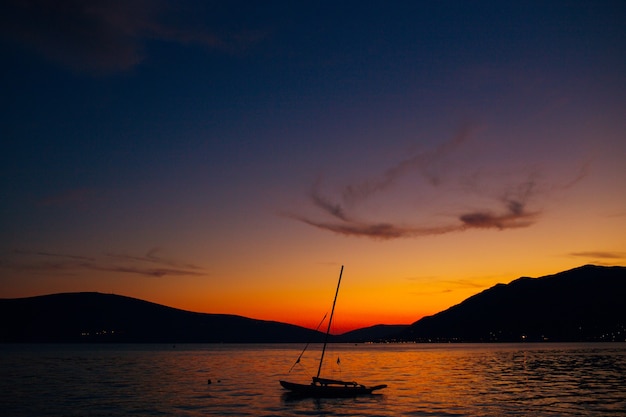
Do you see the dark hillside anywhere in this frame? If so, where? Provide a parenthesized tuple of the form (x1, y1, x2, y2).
(0, 292, 327, 343)
(338, 324, 409, 343)
(401, 265, 626, 342)
(2, 265, 624, 343)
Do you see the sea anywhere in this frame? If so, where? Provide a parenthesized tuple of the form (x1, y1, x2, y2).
(1, 343, 624, 416)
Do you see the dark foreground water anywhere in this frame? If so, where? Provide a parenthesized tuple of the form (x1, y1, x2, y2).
(1, 343, 624, 416)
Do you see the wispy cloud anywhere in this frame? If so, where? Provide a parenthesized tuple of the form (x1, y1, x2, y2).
(2, 248, 205, 278)
(290, 198, 538, 239)
(569, 251, 625, 260)
(288, 215, 461, 239)
(567, 251, 626, 267)
(12, 249, 95, 262)
(0, 0, 264, 74)
(341, 125, 472, 205)
(38, 188, 98, 208)
(288, 127, 581, 240)
(106, 248, 204, 272)
(458, 178, 539, 230)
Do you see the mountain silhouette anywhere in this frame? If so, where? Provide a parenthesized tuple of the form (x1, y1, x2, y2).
(337, 324, 409, 343)
(0, 292, 327, 343)
(400, 265, 626, 342)
(1, 265, 624, 343)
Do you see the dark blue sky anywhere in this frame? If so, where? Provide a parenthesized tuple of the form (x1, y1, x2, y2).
(1, 0, 625, 328)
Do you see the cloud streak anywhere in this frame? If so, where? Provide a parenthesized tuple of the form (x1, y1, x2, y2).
(287, 127, 570, 240)
(2, 249, 205, 278)
(290, 196, 539, 240)
(0, 0, 264, 74)
(106, 248, 204, 272)
(569, 251, 625, 260)
(567, 251, 626, 267)
(341, 124, 472, 205)
(299, 180, 540, 239)
(38, 188, 98, 208)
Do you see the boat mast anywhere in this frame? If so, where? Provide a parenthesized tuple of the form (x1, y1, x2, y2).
(316, 265, 344, 379)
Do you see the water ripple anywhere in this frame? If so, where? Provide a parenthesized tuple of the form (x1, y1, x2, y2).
(1, 343, 624, 416)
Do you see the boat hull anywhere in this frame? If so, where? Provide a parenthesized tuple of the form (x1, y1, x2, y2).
(279, 380, 387, 398)
(279, 268, 388, 398)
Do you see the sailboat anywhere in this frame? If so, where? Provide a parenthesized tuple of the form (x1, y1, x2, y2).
(279, 265, 388, 397)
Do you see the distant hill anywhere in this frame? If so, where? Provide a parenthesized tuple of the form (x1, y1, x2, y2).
(337, 324, 409, 343)
(400, 265, 626, 342)
(2, 265, 624, 343)
(0, 292, 328, 343)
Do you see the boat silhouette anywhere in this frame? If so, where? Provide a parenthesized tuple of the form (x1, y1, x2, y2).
(279, 265, 388, 397)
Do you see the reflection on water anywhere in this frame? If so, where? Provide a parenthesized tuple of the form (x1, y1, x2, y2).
(0, 343, 624, 416)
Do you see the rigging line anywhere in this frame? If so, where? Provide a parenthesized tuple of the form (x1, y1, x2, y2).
(317, 265, 344, 379)
(288, 312, 328, 373)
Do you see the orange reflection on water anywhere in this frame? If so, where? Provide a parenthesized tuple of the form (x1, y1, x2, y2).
(2, 343, 624, 415)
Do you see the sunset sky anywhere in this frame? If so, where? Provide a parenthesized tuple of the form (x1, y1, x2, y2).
(1, 1, 625, 333)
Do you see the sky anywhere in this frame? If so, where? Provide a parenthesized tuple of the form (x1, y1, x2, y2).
(1, 0, 625, 333)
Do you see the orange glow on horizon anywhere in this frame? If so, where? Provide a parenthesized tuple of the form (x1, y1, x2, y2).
(4, 257, 626, 333)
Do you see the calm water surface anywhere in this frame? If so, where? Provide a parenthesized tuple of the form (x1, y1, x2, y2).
(1, 343, 624, 416)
